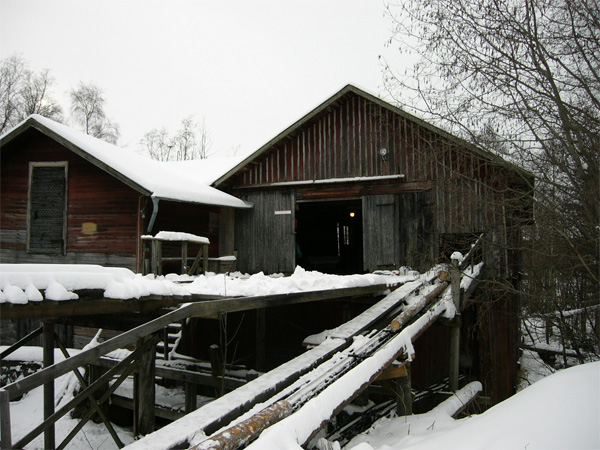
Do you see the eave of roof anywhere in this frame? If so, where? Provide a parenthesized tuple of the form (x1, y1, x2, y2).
(0, 115, 252, 209)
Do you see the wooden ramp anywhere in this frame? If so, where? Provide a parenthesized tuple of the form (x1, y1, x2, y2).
(125, 257, 483, 450)
(0, 283, 391, 450)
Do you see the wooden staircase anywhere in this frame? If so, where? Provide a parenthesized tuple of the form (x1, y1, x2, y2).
(156, 322, 183, 361)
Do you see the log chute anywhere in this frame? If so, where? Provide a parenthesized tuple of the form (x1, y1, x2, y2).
(186, 261, 483, 450)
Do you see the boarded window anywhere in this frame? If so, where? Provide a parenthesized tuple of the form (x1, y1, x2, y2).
(28, 163, 67, 254)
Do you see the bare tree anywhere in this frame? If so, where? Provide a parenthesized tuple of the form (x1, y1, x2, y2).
(0, 55, 63, 134)
(140, 127, 173, 161)
(141, 116, 212, 161)
(384, 0, 599, 363)
(69, 81, 119, 144)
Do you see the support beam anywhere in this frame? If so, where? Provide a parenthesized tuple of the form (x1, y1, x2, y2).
(185, 383, 197, 413)
(135, 334, 157, 436)
(0, 326, 43, 359)
(255, 308, 266, 371)
(449, 258, 461, 392)
(43, 321, 55, 450)
(0, 389, 11, 450)
(209, 344, 225, 398)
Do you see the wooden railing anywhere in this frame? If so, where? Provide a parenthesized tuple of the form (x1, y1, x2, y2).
(0, 283, 389, 449)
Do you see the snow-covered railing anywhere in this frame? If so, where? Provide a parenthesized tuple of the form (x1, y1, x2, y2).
(0, 279, 395, 449)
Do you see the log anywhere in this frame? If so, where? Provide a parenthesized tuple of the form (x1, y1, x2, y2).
(390, 282, 448, 331)
(190, 401, 292, 450)
(195, 294, 454, 450)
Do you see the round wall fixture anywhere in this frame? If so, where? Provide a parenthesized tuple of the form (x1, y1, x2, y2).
(379, 148, 388, 157)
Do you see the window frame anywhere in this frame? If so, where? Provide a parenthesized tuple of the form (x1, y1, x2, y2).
(26, 161, 69, 255)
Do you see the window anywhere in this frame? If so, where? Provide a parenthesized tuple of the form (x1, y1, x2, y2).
(27, 162, 68, 254)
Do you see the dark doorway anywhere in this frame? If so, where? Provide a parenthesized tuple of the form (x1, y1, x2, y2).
(295, 200, 363, 274)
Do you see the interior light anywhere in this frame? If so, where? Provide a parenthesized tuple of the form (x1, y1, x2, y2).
(349, 212, 356, 218)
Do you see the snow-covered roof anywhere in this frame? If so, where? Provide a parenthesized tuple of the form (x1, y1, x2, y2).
(0, 115, 251, 209)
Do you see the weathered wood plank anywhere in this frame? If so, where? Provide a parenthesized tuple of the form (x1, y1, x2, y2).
(135, 334, 157, 436)
(0, 325, 43, 359)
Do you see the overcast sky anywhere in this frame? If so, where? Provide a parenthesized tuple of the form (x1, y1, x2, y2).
(1, 0, 404, 157)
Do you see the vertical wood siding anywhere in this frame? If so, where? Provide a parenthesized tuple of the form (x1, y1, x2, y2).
(235, 190, 295, 274)
(230, 91, 510, 239)
(362, 194, 400, 272)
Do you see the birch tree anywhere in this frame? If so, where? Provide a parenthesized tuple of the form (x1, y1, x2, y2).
(69, 81, 120, 144)
(141, 116, 212, 161)
(0, 55, 63, 133)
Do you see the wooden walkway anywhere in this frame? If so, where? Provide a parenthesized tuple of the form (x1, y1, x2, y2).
(127, 256, 483, 450)
(1, 241, 484, 450)
(0, 283, 390, 449)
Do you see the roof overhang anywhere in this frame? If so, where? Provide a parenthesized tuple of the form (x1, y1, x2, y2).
(1, 116, 152, 195)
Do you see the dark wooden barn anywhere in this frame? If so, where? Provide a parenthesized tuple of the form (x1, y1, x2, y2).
(212, 85, 534, 403)
(0, 89, 535, 447)
(215, 84, 532, 276)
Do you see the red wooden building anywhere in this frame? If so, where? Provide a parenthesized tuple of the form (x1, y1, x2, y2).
(0, 115, 250, 272)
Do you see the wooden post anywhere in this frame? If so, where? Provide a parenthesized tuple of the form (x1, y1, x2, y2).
(162, 327, 169, 361)
(396, 363, 412, 416)
(185, 382, 197, 413)
(0, 389, 11, 450)
(151, 239, 163, 276)
(209, 345, 224, 397)
(43, 321, 55, 450)
(181, 241, 188, 274)
(256, 308, 266, 372)
(134, 334, 156, 436)
(449, 258, 461, 392)
(203, 243, 209, 275)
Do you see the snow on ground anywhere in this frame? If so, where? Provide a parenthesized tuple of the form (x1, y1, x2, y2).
(5, 345, 599, 450)
(346, 361, 600, 450)
(0, 264, 413, 303)
(3, 340, 136, 450)
(8, 373, 135, 450)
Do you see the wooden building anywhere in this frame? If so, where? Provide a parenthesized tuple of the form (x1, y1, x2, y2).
(0, 115, 250, 272)
(215, 84, 532, 277)
(213, 85, 534, 403)
(0, 115, 250, 348)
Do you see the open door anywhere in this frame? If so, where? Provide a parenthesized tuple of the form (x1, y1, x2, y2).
(295, 200, 363, 274)
(362, 194, 400, 272)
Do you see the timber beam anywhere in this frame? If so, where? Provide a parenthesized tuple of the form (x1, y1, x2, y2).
(0, 284, 389, 320)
